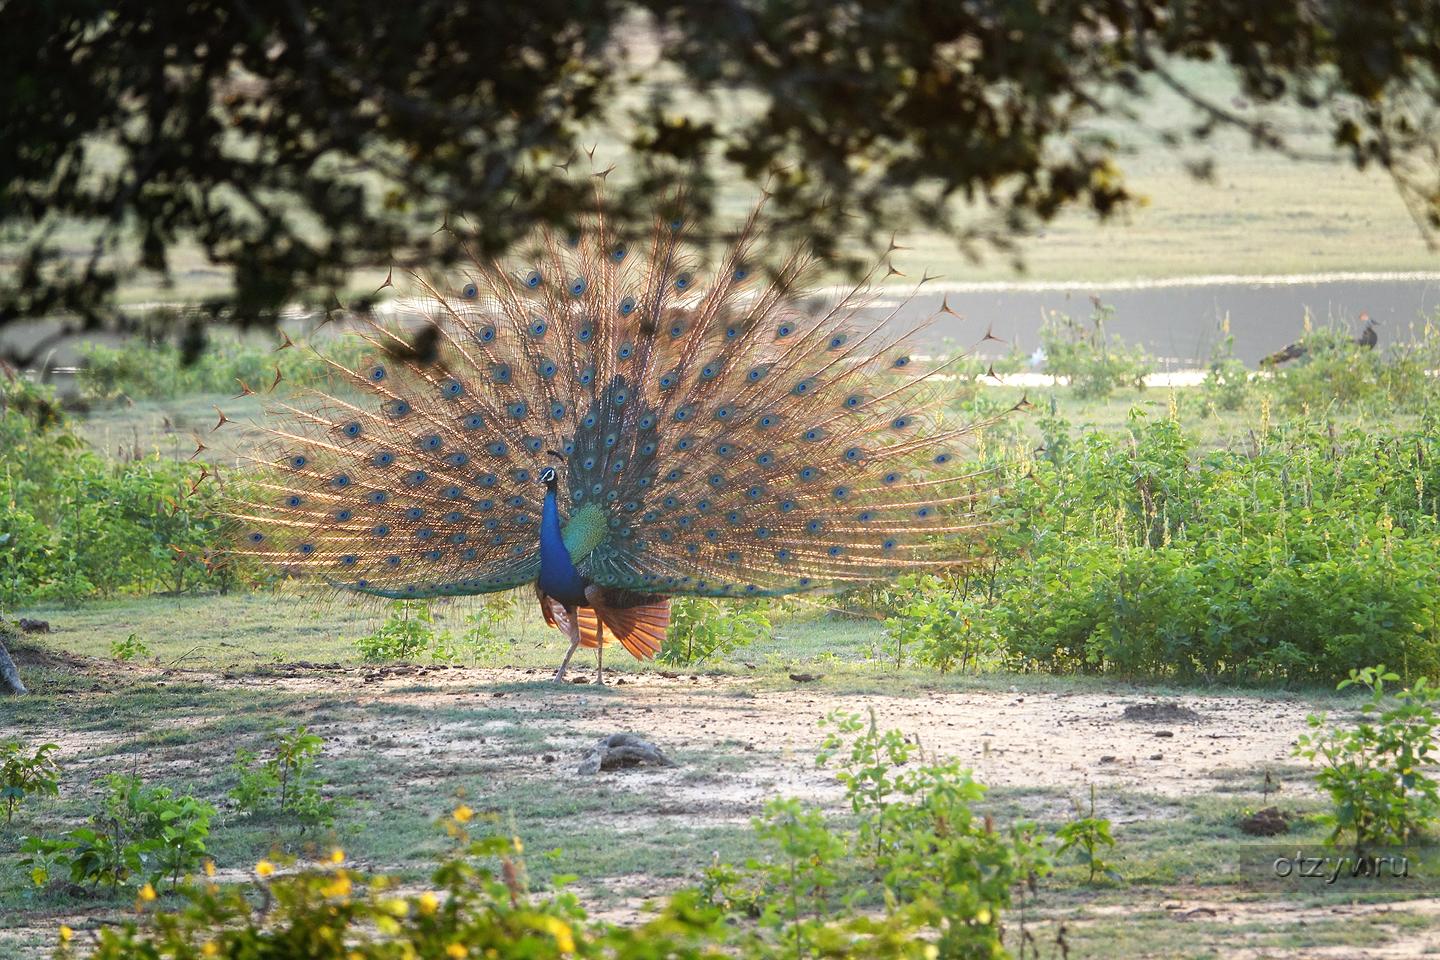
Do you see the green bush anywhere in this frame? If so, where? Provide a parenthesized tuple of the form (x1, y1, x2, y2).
(75, 331, 372, 403)
(1295, 665, 1440, 852)
(1263, 317, 1440, 415)
(0, 379, 251, 606)
(229, 725, 338, 828)
(1200, 326, 1251, 414)
(1055, 786, 1119, 883)
(1037, 302, 1152, 400)
(881, 574, 995, 673)
(354, 600, 451, 662)
(658, 597, 772, 667)
(433, 592, 520, 664)
(21, 773, 214, 892)
(986, 411, 1440, 684)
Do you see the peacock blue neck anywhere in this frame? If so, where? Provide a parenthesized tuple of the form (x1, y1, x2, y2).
(538, 484, 589, 607)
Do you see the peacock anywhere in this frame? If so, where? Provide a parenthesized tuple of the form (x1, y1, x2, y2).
(230, 190, 1007, 682)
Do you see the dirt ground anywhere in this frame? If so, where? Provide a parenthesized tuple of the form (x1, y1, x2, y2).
(7, 658, 1440, 958)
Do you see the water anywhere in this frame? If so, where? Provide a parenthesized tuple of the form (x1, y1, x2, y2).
(9, 273, 1440, 386)
(866, 272, 1440, 367)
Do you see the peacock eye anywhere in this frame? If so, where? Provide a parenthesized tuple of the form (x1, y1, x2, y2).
(524, 269, 543, 288)
(619, 295, 637, 316)
(461, 282, 478, 299)
(674, 272, 693, 291)
(569, 276, 588, 297)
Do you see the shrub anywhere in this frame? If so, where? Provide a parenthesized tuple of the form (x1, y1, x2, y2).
(433, 592, 520, 664)
(1055, 786, 1119, 883)
(354, 600, 449, 662)
(0, 379, 249, 605)
(1200, 325, 1251, 414)
(230, 725, 337, 828)
(881, 574, 995, 673)
(658, 597, 772, 667)
(987, 412, 1440, 684)
(21, 773, 214, 892)
(109, 633, 151, 662)
(1037, 301, 1152, 400)
(75, 331, 372, 403)
(1, 740, 61, 826)
(1266, 324, 1387, 412)
(1295, 665, 1440, 852)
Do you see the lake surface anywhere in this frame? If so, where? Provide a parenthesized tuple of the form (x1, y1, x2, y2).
(865, 272, 1440, 366)
(9, 272, 1440, 382)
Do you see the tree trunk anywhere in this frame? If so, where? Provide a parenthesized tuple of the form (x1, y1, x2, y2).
(0, 619, 27, 695)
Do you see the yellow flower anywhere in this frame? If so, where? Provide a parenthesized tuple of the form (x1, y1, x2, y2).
(138, 883, 157, 902)
(255, 860, 276, 878)
(418, 891, 440, 916)
(541, 917, 575, 954)
(378, 897, 409, 917)
(452, 805, 474, 823)
(58, 926, 73, 943)
(328, 847, 346, 865)
(446, 945, 468, 959)
(322, 872, 353, 898)
(202, 942, 219, 958)
(511, 836, 524, 855)
(204, 859, 216, 878)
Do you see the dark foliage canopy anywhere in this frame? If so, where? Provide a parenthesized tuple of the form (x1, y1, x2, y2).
(4, 0, 1440, 364)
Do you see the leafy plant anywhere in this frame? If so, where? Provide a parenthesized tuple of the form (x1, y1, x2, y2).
(76, 333, 372, 403)
(434, 592, 519, 664)
(1294, 665, 1440, 852)
(21, 773, 214, 892)
(109, 633, 151, 662)
(1, 740, 60, 826)
(985, 411, 1440, 685)
(1055, 785, 1119, 883)
(1038, 302, 1153, 400)
(229, 725, 337, 828)
(355, 600, 449, 662)
(0, 379, 257, 606)
(882, 574, 994, 673)
(1200, 322, 1251, 414)
(659, 598, 772, 667)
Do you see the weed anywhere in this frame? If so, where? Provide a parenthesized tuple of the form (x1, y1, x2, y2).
(659, 598, 772, 667)
(1055, 785, 1119, 883)
(1295, 665, 1440, 852)
(109, 633, 151, 662)
(21, 773, 214, 892)
(229, 725, 337, 828)
(355, 600, 447, 662)
(1, 740, 61, 826)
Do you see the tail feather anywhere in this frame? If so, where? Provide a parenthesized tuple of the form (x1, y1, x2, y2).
(229, 183, 1002, 600)
(539, 594, 667, 661)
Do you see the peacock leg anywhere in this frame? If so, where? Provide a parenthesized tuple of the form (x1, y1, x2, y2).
(595, 619, 605, 685)
(553, 605, 583, 683)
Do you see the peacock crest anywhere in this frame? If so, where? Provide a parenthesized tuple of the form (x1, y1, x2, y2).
(228, 188, 1006, 676)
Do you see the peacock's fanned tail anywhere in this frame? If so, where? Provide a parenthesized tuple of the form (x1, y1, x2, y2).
(229, 194, 1007, 600)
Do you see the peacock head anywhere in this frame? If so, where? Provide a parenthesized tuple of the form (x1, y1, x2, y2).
(537, 465, 559, 490)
